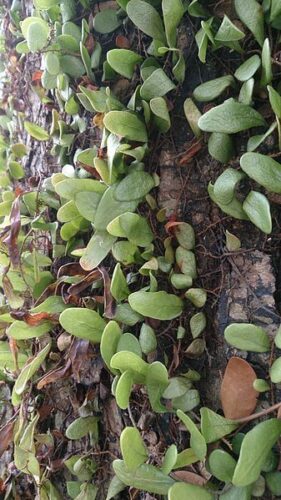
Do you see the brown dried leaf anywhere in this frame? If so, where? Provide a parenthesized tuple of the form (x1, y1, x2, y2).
(115, 35, 130, 49)
(99, 266, 116, 319)
(10, 311, 58, 325)
(220, 356, 258, 419)
(0, 421, 14, 457)
(171, 471, 207, 486)
(37, 359, 71, 389)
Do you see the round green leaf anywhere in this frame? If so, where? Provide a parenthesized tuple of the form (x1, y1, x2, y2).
(243, 191, 272, 234)
(224, 323, 270, 352)
(104, 111, 148, 142)
(128, 291, 183, 320)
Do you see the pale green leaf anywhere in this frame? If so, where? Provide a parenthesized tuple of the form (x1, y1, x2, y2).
(232, 419, 281, 486)
(224, 323, 270, 352)
(198, 99, 265, 134)
(128, 291, 183, 320)
(243, 191, 272, 234)
(59, 308, 106, 343)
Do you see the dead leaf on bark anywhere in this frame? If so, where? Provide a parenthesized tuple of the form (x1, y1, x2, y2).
(0, 421, 14, 457)
(37, 359, 71, 390)
(220, 356, 258, 419)
(115, 35, 130, 49)
(171, 470, 207, 486)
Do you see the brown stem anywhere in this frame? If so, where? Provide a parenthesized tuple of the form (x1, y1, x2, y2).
(234, 401, 281, 424)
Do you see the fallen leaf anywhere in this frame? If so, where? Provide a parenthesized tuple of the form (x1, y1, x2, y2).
(171, 470, 207, 486)
(10, 311, 58, 325)
(178, 140, 203, 166)
(115, 35, 130, 49)
(37, 359, 71, 389)
(220, 357, 258, 419)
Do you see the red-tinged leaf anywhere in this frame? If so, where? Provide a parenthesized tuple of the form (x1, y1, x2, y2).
(57, 262, 88, 278)
(0, 421, 14, 457)
(68, 269, 102, 296)
(179, 140, 203, 166)
(171, 471, 207, 486)
(32, 70, 43, 82)
(165, 221, 182, 234)
(10, 311, 58, 325)
(220, 356, 258, 419)
(99, 266, 116, 319)
(3, 197, 21, 268)
(9, 337, 19, 371)
(116, 35, 130, 49)
(37, 359, 71, 389)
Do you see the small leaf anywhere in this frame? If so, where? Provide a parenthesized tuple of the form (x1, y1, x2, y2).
(215, 15, 245, 42)
(209, 449, 237, 482)
(107, 49, 142, 78)
(161, 445, 178, 475)
(113, 460, 175, 495)
(270, 357, 281, 383)
(224, 323, 270, 352)
(190, 312, 206, 338)
(94, 186, 138, 231)
(45, 52, 60, 75)
(59, 308, 106, 343)
(117, 333, 142, 357)
(183, 98, 202, 138)
(146, 361, 169, 412)
(173, 222, 195, 250)
(128, 291, 183, 320)
(268, 85, 281, 119)
(243, 191, 272, 234)
(14, 343, 50, 397)
(240, 152, 281, 194)
(220, 357, 258, 419)
(150, 97, 171, 133)
(168, 482, 214, 500)
(232, 419, 281, 486)
(104, 111, 148, 142)
(55, 178, 105, 200)
(211, 168, 245, 205)
(177, 410, 207, 461)
(100, 321, 122, 374)
(115, 171, 155, 201)
(7, 320, 52, 340)
(225, 230, 241, 251)
(234, 0, 264, 47)
(200, 407, 238, 443)
(80, 231, 116, 271)
(139, 324, 157, 354)
(106, 475, 126, 500)
(120, 427, 148, 471)
(24, 121, 49, 141)
(208, 133, 234, 164)
(115, 371, 133, 409)
(193, 75, 234, 102)
(162, 0, 184, 48)
(110, 351, 148, 384)
(209, 183, 248, 221)
(140, 68, 175, 101)
(175, 247, 197, 278)
(198, 98, 265, 134)
(66, 416, 99, 440)
(266, 472, 281, 496)
(126, 0, 166, 44)
(110, 263, 129, 302)
(260, 38, 272, 87)
(234, 55, 261, 82)
(93, 10, 122, 34)
(185, 288, 207, 308)
(26, 20, 49, 52)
